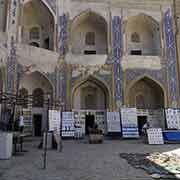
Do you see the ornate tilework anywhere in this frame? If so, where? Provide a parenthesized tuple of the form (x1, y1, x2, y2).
(58, 14, 68, 57)
(59, 63, 67, 111)
(112, 16, 123, 107)
(16, 63, 23, 95)
(126, 69, 166, 87)
(44, 0, 56, 14)
(7, 0, 18, 93)
(164, 9, 179, 107)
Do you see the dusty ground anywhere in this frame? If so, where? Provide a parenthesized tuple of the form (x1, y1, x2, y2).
(0, 138, 180, 180)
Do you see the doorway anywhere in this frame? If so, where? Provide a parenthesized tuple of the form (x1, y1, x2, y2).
(85, 115, 95, 134)
(138, 116, 147, 136)
(33, 114, 42, 136)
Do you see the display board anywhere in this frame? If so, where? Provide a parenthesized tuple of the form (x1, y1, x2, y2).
(107, 112, 121, 132)
(121, 108, 139, 138)
(147, 128, 164, 145)
(62, 112, 75, 137)
(95, 111, 106, 134)
(22, 109, 32, 134)
(165, 109, 180, 129)
(74, 111, 85, 138)
(49, 110, 61, 133)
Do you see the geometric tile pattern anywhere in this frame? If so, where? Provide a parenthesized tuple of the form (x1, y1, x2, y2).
(164, 9, 179, 107)
(58, 14, 68, 57)
(112, 16, 123, 107)
(58, 14, 68, 110)
(126, 69, 166, 87)
(7, 0, 18, 94)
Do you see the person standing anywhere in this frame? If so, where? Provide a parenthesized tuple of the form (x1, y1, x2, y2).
(19, 112, 24, 133)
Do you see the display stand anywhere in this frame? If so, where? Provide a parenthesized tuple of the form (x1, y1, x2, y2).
(147, 128, 164, 145)
(0, 132, 13, 159)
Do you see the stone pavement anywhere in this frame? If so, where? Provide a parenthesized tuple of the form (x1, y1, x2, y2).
(0, 138, 180, 180)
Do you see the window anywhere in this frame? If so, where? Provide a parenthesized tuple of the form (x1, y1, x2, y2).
(29, 27, 40, 40)
(131, 32, 140, 43)
(131, 50, 142, 55)
(33, 88, 44, 107)
(85, 32, 95, 45)
(84, 50, 96, 55)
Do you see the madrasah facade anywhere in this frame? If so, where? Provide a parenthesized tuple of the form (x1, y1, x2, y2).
(0, 0, 180, 135)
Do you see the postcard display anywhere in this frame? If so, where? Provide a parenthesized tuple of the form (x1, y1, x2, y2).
(165, 109, 180, 129)
(74, 112, 85, 138)
(22, 109, 32, 134)
(107, 112, 121, 132)
(62, 112, 75, 137)
(49, 110, 61, 133)
(147, 128, 164, 145)
(121, 108, 139, 138)
(95, 111, 106, 134)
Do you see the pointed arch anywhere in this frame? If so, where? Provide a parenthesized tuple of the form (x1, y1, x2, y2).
(72, 75, 110, 110)
(20, 70, 54, 96)
(124, 13, 160, 56)
(126, 75, 167, 108)
(22, 0, 56, 22)
(71, 9, 107, 30)
(71, 9, 108, 54)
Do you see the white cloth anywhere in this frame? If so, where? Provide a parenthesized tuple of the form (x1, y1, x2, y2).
(19, 115, 24, 127)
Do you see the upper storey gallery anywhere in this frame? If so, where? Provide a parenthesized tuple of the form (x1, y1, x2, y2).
(0, 0, 173, 57)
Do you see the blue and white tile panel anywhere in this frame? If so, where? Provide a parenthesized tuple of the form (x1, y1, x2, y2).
(112, 16, 123, 107)
(164, 9, 179, 107)
(59, 64, 67, 111)
(58, 14, 68, 57)
(7, 0, 18, 93)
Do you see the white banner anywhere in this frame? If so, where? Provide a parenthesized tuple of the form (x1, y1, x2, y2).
(62, 112, 75, 137)
(121, 108, 139, 138)
(107, 112, 121, 132)
(49, 110, 61, 133)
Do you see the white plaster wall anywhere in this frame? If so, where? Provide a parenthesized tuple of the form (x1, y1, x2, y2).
(121, 56, 162, 70)
(17, 44, 59, 73)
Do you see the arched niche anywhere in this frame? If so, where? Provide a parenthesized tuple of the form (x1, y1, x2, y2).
(72, 76, 109, 110)
(128, 77, 165, 109)
(22, 0, 55, 50)
(20, 71, 53, 101)
(71, 10, 108, 55)
(125, 14, 160, 56)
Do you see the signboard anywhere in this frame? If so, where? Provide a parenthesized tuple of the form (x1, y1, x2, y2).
(165, 109, 180, 129)
(74, 111, 85, 138)
(49, 110, 61, 133)
(121, 108, 139, 138)
(107, 112, 121, 132)
(147, 128, 164, 145)
(62, 112, 75, 137)
(22, 108, 32, 134)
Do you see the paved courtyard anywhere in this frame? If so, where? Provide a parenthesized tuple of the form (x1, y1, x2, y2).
(0, 138, 180, 180)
